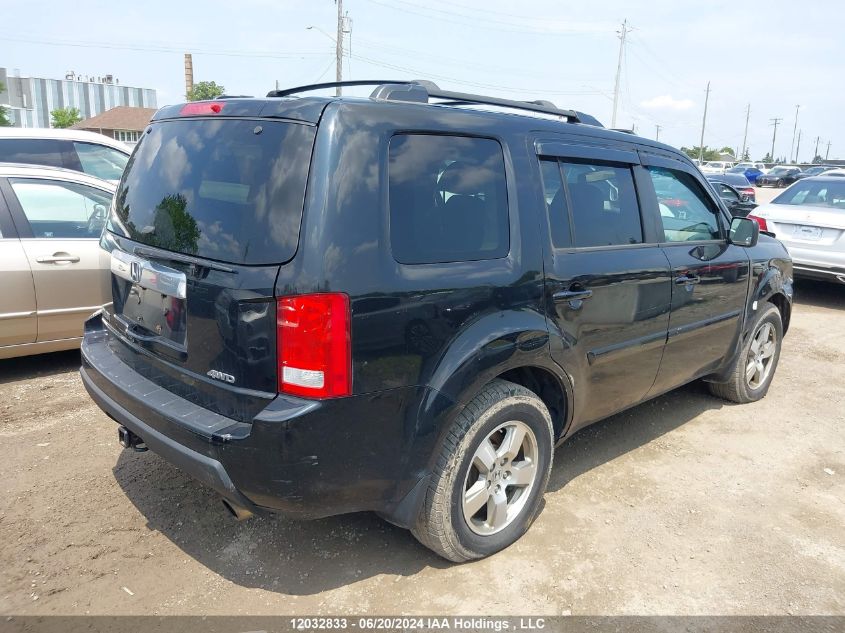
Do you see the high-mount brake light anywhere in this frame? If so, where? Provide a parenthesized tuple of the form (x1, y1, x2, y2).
(179, 101, 224, 116)
(277, 293, 351, 399)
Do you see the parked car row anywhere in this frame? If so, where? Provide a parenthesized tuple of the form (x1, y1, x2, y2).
(695, 158, 843, 187)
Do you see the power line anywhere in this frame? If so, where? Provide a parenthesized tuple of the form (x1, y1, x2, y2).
(363, 0, 608, 36)
(0, 33, 323, 59)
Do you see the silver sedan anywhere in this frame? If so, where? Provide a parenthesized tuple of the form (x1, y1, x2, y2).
(749, 176, 845, 284)
(0, 163, 115, 359)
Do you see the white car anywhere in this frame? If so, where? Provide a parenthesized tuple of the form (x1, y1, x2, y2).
(699, 160, 736, 175)
(749, 175, 845, 284)
(0, 128, 130, 184)
(0, 163, 115, 359)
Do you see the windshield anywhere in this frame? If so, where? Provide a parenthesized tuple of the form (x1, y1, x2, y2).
(772, 180, 845, 209)
(768, 167, 791, 175)
(109, 118, 315, 265)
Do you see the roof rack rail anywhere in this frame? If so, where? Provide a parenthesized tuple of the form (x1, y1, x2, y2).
(266, 79, 587, 124)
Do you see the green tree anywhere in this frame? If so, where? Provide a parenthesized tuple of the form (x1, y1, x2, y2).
(742, 149, 750, 161)
(50, 106, 82, 128)
(152, 194, 200, 254)
(187, 80, 225, 101)
(761, 152, 773, 163)
(681, 146, 721, 161)
(0, 82, 11, 127)
(719, 146, 736, 157)
(812, 154, 823, 164)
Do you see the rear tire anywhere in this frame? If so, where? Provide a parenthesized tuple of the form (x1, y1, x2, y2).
(412, 379, 554, 562)
(708, 304, 783, 404)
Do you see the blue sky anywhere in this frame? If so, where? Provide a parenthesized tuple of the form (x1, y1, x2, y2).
(4, 0, 842, 161)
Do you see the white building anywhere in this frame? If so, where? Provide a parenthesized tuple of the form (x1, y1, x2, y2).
(0, 67, 157, 128)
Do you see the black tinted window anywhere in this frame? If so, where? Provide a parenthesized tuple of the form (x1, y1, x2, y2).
(0, 138, 66, 169)
(560, 161, 642, 247)
(389, 134, 509, 264)
(539, 159, 572, 247)
(110, 119, 315, 265)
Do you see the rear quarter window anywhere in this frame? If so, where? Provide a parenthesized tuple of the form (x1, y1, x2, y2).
(388, 134, 510, 264)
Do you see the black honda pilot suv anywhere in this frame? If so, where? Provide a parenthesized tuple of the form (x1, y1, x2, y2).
(81, 80, 792, 562)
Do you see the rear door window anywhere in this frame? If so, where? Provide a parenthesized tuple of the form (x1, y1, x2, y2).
(10, 178, 113, 239)
(110, 119, 315, 265)
(388, 134, 509, 264)
(559, 161, 642, 247)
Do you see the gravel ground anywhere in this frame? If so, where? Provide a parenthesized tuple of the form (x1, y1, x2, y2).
(0, 278, 843, 616)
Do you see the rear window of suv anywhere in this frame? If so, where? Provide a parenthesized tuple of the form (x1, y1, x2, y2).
(109, 119, 315, 265)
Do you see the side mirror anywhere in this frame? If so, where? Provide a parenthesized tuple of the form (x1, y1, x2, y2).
(729, 216, 759, 247)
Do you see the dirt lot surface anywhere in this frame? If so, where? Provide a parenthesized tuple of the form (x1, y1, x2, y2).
(1, 279, 843, 616)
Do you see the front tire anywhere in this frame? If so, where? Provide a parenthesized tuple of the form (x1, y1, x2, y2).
(708, 304, 783, 404)
(412, 379, 554, 562)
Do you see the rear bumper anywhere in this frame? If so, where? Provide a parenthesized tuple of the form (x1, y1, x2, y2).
(81, 315, 446, 524)
(81, 364, 260, 515)
(792, 264, 845, 283)
(785, 247, 845, 283)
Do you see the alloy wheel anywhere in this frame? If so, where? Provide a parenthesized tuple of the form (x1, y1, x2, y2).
(462, 421, 539, 536)
(747, 321, 777, 389)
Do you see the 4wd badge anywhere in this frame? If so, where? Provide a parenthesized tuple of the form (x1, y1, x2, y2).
(207, 370, 235, 384)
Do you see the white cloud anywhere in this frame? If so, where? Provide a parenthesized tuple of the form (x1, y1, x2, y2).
(640, 95, 695, 111)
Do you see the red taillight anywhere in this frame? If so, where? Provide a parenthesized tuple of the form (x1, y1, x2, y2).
(179, 101, 224, 116)
(277, 293, 351, 399)
(741, 188, 755, 197)
(747, 214, 768, 232)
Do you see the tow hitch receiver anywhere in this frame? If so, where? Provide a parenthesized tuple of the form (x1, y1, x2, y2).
(118, 425, 148, 452)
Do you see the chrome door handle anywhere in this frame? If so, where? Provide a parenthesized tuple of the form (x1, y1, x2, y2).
(553, 289, 594, 302)
(674, 274, 701, 285)
(36, 254, 80, 264)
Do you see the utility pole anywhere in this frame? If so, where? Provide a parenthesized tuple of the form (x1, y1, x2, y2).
(826, 141, 832, 161)
(611, 19, 631, 129)
(698, 81, 710, 163)
(740, 103, 750, 161)
(795, 130, 802, 164)
(789, 104, 800, 162)
(769, 117, 782, 161)
(814, 136, 821, 161)
(335, 0, 343, 96)
(655, 124, 661, 141)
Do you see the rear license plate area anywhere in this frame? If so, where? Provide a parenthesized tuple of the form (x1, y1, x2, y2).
(794, 225, 822, 241)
